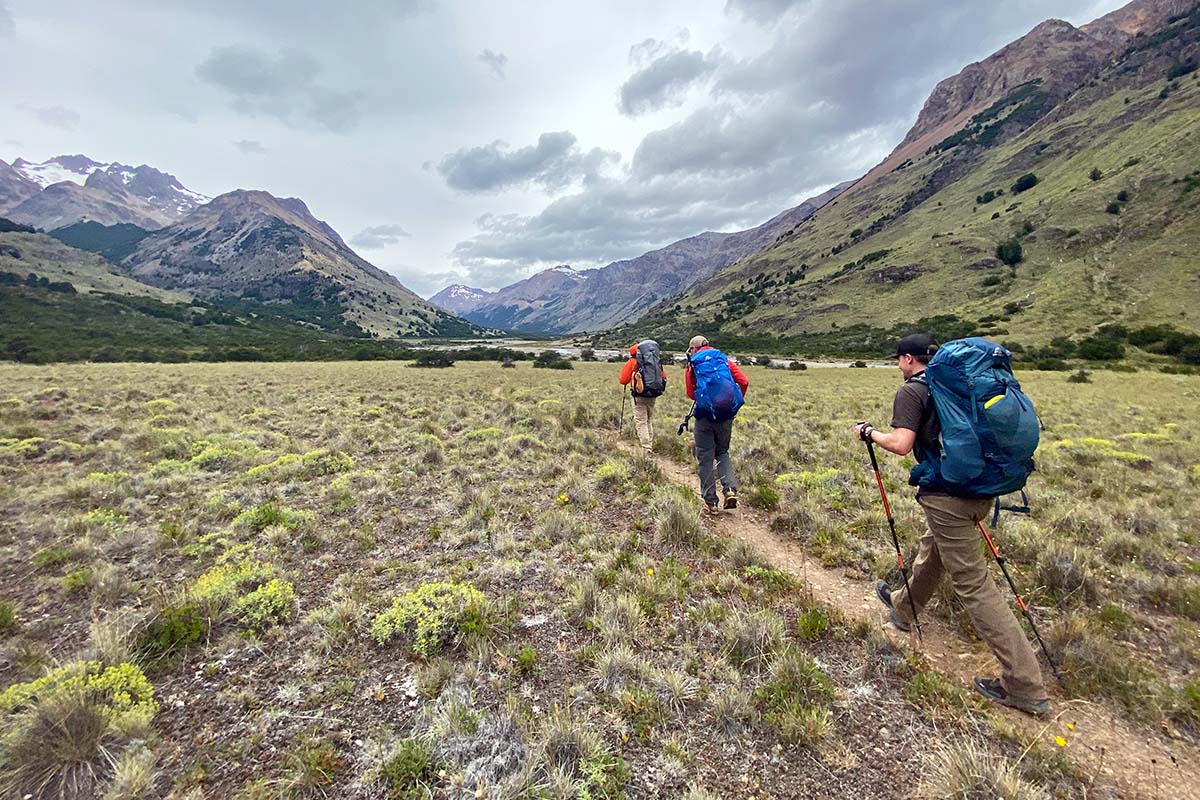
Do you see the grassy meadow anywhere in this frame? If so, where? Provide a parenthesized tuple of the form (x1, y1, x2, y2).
(0, 360, 1198, 799)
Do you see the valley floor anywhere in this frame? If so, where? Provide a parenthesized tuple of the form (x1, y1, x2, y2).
(0, 362, 1197, 799)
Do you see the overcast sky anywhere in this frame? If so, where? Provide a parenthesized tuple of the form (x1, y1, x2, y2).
(1, 0, 1127, 296)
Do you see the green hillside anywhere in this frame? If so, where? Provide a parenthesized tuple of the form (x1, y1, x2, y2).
(0, 231, 187, 302)
(49, 220, 152, 263)
(620, 18, 1200, 360)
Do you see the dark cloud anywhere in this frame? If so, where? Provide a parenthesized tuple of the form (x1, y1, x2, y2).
(0, 2, 13, 36)
(25, 105, 80, 130)
(479, 48, 508, 78)
(436, 131, 618, 194)
(232, 139, 267, 154)
(618, 46, 719, 116)
(196, 45, 364, 132)
(351, 224, 413, 249)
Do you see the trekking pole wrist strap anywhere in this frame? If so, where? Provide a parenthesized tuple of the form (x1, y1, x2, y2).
(858, 423, 876, 443)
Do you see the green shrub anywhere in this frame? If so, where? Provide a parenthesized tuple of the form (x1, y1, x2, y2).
(62, 569, 92, 593)
(579, 750, 630, 800)
(0, 661, 157, 716)
(617, 686, 666, 739)
(1067, 369, 1091, 384)
(1106, 202, 1122, 215)
(32, 546, 75, 570)
(234, 502, 307, 533)
(1089, 167, 1103, 181)
(371, 582, 488, 658)
(379, 739, 434, 799)
(533, 351, 573, 370)
(745, 483, 780, 510)
(1076, 336, 1124, 361)
(140, 604, 207, 659)
(996, 239, 1023, 266)
(0, 601, 16, 636)
(796, 607, 831, 641)
(1011, 173, 1039, 194)
(234, 578, 296, 630)
(192, 558, 275, 607)
(516, 645, 538, 674)
(410, 353, 454, 368)
(754, 647, 834, 744)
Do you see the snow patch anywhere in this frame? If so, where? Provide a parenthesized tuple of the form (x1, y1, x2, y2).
(15, 158, 111, 188)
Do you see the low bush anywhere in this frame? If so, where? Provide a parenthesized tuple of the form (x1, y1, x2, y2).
(371, 582, 488, 658)
(234, 578, 296, 630)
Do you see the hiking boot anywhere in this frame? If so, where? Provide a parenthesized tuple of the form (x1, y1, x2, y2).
(723, 488, 738, 509)
(702, 502, 721, 517)
(973, 677, 1050, 717)
(874, 579, 911, 633)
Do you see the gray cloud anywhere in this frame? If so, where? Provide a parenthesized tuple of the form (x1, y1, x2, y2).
(437, 131, 618, 194)
(0, 2, 13, 36)
(196, 45, 364, 132)
(351, 224, 413, 249)
(619, 46, 720, 116)
(26, 105, 81, 130)
(724, 0, 809, 23)
(452, 0, 1114, 278)
(479, 48, 508, 78)
(232, 139, 267, 154)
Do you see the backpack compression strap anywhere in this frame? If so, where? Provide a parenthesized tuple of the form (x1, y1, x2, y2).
(991, 491, 1032, 527)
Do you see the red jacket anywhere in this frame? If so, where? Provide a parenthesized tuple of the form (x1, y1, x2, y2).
(685, 346, 749, 400)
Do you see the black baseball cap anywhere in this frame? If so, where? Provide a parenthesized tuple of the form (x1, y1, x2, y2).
(890, 333, 938, 359)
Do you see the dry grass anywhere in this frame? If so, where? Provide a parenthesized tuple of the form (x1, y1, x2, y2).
(2, 360, 1188, 796)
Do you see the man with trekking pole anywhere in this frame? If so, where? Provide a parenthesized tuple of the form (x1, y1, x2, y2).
(619, 341, 667, 453)
(685, 335, 749, 516)
(853, 333, 1053, 716)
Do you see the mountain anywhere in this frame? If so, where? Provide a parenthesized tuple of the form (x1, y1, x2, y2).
(5, 156, 209, 230)
(121, 189, 481, 337)
(463, 182, 850, 334)
(0, 159, 40, 214)
(618, 0, 1200, 354)
(848, 0, 1195, 195)
(428, 283, 493, 315)
(461, 265, 589, 331)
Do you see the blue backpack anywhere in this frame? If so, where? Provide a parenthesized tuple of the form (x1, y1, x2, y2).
(908, 337, 1040, 499)
(689, 348, 744, 421)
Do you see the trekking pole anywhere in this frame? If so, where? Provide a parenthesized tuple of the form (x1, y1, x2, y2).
(677, 403, 695, 436)
(976, 520, 1065, 687)
(620, 386, 627, 432)
(862, 436, 923, 642)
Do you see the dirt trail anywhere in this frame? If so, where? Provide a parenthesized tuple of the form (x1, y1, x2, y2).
(621, 441, 1200, 800)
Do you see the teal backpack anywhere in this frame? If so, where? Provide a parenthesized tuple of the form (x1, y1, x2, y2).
(909, 338, 1040, 501)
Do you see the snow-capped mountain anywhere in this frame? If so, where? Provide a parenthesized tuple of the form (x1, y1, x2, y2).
(428, 283, 493, 315)
(5, 155, 210, 230)
(12, 155, 110, 188)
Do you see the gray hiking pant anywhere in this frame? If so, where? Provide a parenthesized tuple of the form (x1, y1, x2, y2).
(694, 416, 735, 506)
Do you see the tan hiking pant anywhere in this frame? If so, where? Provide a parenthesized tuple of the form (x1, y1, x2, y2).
(632, 396, 655, 451)
(889, 493, 1047, 700)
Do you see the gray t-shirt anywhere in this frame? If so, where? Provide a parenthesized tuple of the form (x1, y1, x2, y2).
(890, 373, 940, 462)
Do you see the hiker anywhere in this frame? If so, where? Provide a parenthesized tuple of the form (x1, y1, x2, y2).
(618, 340, 667, 452)
(853, 333, 1049, 716)
(685, 335, 749, 515)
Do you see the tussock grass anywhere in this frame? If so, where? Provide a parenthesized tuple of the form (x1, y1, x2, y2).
(914, 738, 1050, 800)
